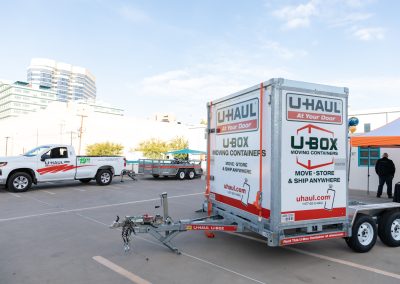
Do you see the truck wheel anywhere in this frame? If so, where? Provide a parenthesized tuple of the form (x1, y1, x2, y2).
(378, 211, 400, 247)
(79, 178, 92, 184)
(96, 169, 112, 186)
(177, 170, 186, 180)
(8, 172, 32, 192)
(346, 214, 377, 253)
(152, 174, 160, 178)
(187, 170, 195, 180)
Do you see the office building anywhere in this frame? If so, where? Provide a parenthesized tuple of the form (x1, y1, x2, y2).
(27, 58, 96, 102)
(0, 80, 123, 120)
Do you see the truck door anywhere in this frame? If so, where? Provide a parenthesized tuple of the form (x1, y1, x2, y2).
(37, 147, 75, 181)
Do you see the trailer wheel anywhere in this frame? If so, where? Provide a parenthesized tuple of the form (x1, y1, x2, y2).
(96, 169, 112, 186)
(79, 178, 92, 184)
(152, 174, 160, 178)
(177, 170, 186, 180)
(346, 214, 377, 253)
(8, 172, 32, 192)
(378, 211, 400, 247)
(187, 170, 195, 180)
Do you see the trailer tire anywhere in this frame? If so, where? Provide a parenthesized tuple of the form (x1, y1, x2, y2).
(346, 214, 377, 253)
(177, 170, 186, 180)
(152, 175, 160, 178)
(378, 211, 400, 247)
(187, 170, 195, 180)
(8, 172, 32, 192)
(96, 169, 112, 186)
(79, 178, 92, 184)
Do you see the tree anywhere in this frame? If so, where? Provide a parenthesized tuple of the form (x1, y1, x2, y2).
(135, 138, 168, 159)
(86, 142, 124, 156)
(168, 136, 189, 160)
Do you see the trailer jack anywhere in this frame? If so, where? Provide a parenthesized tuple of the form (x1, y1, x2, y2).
(110, 192, 238, 254)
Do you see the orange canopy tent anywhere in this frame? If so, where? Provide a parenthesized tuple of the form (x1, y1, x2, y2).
(351, 118, 400, 147)
(350, 118, 400, 194)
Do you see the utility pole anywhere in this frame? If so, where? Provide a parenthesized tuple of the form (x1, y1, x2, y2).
(59, 121, 65, 144)
(5, 136, 10, 156)
(77, 114, 88, 155)
(70, 131, 76, 146)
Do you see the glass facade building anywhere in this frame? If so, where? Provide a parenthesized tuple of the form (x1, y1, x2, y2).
(0, 81, 122, 120)
(27, 58, 96, 102)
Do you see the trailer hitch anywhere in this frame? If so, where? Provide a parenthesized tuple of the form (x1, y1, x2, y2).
(110, 192, 239, 254)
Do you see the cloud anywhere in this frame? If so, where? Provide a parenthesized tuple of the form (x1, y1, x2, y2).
(352, 27, 385, 41)
(329, 12, 373, 27)
(273, 1, 317, 30)
(118, 5, 151, 23)
(262, 41, 308, 60)
(128, 57, 293, 122)
(327, 76, 400, 110)
(272, 0, 378, 32)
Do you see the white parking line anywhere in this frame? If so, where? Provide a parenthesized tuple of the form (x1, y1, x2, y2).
(226, 232, 400, 281)
(1, 190, 21, 198)
(78, 217, 267, 284)
(287, 247, 400, 280)
(0, 192, 203, 222)
(93, 256, 151, 284)
(73, 188, 86, 192)
(41, 190, 56, 195)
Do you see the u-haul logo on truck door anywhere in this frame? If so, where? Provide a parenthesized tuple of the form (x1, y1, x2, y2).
(216, 98, 259, 135)
(287, 93, 343, 124)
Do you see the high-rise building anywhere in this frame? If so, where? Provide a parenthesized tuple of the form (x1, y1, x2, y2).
(0, 80, 122, 120)
(27, 58, 96, 102)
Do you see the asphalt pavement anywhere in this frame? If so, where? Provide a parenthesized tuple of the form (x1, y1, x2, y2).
(0, 176, 399, 284)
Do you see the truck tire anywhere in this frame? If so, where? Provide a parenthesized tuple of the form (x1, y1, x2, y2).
(346, 214, 377, 253)
(177, 170, 186, 180)
(8, 172, 32, 192)
(378, 211, 400, 247)
(187, 170, 195, 180)
(152, 174, 160, 178)
(96, 169, 112, 186)
(79, 178, 92, 184)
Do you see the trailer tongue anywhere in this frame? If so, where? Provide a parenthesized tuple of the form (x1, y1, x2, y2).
(111, 193, 238, 254)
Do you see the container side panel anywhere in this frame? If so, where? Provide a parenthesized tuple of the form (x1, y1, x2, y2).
(210, 88, 271, 219)
(280, 90, 347, 223)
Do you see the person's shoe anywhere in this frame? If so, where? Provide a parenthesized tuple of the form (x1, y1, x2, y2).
(376, 195, 381, 198)
(388, 195, 393, 199)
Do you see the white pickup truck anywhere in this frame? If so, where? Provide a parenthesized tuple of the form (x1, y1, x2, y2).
(0, 144, 126, 192)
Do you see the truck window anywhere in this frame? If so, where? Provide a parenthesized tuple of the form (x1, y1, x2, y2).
(43, 147, 69, 159)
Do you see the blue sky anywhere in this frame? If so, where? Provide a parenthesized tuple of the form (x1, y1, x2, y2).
(1, 0, 399, 123)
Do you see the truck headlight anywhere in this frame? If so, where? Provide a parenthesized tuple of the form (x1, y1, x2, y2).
(0, 162, 7, 167)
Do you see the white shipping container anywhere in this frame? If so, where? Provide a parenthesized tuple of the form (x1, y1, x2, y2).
(207, 78, 349, 245)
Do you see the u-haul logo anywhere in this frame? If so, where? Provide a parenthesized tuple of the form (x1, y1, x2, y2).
(216, 98, 259, 135)
(286, 93, 343, 124)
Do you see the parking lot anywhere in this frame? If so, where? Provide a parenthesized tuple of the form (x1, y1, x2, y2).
(1, 177, 400, 284)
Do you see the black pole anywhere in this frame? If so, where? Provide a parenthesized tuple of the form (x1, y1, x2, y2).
(367, 147, 371, 195)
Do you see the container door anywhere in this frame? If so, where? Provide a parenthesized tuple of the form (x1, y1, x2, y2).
(280, 91, 347, 223)
(209, 86, 271, 220)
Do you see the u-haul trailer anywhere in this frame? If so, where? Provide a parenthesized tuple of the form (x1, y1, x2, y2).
(111, 78, 400, 253)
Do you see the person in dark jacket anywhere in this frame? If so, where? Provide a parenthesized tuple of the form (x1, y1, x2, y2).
(375, 153, 396, 198)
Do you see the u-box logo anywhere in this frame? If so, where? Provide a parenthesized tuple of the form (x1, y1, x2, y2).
(216, 98, 259, 135)
(291, 124, 338, 170)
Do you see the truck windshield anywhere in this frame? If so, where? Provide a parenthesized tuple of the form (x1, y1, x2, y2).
(23, 146, 51, 157)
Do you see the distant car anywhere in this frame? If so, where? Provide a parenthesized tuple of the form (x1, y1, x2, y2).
(0, 144, 126, 192)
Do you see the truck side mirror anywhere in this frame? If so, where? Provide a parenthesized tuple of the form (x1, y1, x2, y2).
(40, 156, 46, 162)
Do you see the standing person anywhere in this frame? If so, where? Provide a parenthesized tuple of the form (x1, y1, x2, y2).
(375, 153, 396, 198)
